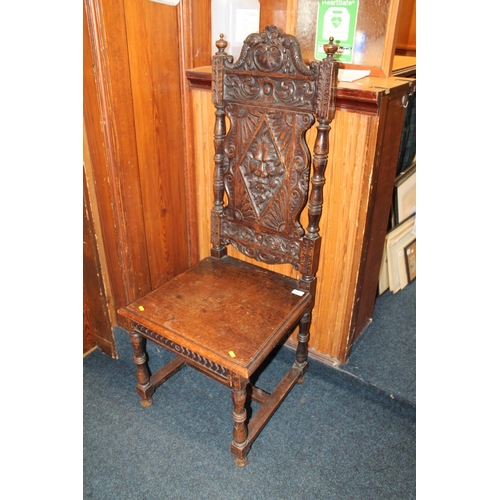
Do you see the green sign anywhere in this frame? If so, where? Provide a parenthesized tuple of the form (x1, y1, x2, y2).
(314, 0, 360, 63)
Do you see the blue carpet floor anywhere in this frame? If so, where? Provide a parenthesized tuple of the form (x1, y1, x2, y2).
(84, 284, 416, 499)
(337, 281, 416, 406)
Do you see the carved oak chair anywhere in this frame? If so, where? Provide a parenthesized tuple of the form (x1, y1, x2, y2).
(118, 25, 338, 466)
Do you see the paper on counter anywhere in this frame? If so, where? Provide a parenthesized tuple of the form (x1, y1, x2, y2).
(338, 69, 371, 82)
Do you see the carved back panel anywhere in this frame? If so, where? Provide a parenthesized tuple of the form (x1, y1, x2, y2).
(211, 26, 337, 277)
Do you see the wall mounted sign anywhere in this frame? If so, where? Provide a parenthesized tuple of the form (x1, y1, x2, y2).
(314, 0, 360, 63)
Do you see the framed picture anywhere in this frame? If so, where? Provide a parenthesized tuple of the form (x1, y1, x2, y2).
(385, 214, 416, 292)
(378, 243, 389, 295)
(404, 239, 416, 283)
(393, 161, 416, 225)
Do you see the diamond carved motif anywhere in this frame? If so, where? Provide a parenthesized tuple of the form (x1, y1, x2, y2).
(239, 121, 285, 218)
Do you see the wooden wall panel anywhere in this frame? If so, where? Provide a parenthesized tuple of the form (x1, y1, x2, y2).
(310, 111, 379, 357)
(84, 0, 152, 309)
(84, 0, 209, 352)
(260, 0, 298, 33)
(191, 90, 214, 260)
(122, 0, 190, 290)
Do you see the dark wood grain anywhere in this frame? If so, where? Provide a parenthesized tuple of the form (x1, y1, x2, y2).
(120, 256, 313, 376)
(118, 26, 337, 465)
(186, 66, 381, 115)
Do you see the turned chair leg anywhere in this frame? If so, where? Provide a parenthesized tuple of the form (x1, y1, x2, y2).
(231, 377, 249, 466)
(129, 332, 154, 407)
(295, 311, 311, 384)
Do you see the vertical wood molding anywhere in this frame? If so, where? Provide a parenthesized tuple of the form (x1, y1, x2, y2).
(177, 0, 212, 266)
(84, 123, 117, 330)
(84, 126, 116, 357)
(381, 0, 403, 76)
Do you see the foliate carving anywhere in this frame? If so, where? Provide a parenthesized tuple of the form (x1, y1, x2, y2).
(299, 236, 320, 278)
(226, 25, 317, 78)
(211, 25, 337, 282)
(133, 323, 228, 379)
(223, 74, 316, 111)
(224, 75, 259, 101)
(223, 104, 313, 239)
(221, 220, 300, 268)
(314, 58, 337, 120)
(212, 55, 227, 107)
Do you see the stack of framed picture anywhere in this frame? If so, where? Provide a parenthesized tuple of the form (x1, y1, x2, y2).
(379, 160, 416, 294)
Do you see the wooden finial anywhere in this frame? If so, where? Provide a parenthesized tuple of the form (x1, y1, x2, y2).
(324, 37, 338, 58)
(215, 33, 228, 52)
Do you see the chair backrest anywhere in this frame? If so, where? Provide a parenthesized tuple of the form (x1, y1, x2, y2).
(211, 25, 338, 293)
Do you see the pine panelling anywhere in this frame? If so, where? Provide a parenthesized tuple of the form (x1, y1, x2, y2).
(190, 87, 379, 361)
(178, 0, 212, 265)
(84, 178, 115, 357)
(84, 0, 152, 308)
(123, 0, 190, 290)
(85, 0, 208, 355)
(191, 90, 214, 260)
(310, 111, 378, 358)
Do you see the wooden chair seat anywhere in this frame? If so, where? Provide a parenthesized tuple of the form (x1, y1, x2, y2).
(119, 255, 312, 379)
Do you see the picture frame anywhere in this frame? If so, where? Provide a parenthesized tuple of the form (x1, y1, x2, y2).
(378, 243, 389, 295)
(386, 214, 416, 292)
(404, 238, 416, 283)
(393, 160, 416, 225)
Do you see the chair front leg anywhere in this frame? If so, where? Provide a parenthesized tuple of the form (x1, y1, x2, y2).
(230, 376, 249, 466)
(129, 331, 154, 407)
(294, 310, 311, 383)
